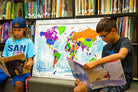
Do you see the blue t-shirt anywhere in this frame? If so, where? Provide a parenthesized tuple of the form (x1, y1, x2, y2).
(2, 37, 35, 85)
(2, 37, 35, 59)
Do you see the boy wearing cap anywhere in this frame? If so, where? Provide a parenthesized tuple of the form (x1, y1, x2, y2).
(2, 17, 35, 92)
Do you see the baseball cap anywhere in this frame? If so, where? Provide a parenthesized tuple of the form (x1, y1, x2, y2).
(12, 17, 26, 28)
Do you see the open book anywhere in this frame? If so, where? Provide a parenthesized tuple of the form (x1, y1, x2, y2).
(67, 57, 126, 90)
(0, 53, 30, 77)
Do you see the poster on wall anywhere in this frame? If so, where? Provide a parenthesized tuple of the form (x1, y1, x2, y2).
(32, 18, 105, 80)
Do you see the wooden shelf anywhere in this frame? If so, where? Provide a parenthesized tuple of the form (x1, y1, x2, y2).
(0, 44, 4, 47)
(0, 19, 12, 22)
(132, 43, 138, 46)
(25, 17, 75, 21)
(76, 13, 137, 18)
(23, 13, 137, 21)
(15, 0, 23, 1)
(0, 43, 4, 45)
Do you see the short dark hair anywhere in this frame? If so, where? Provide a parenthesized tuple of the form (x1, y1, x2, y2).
(96, 17, 117, 33)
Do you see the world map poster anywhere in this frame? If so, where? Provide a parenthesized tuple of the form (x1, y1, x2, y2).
(32, 18, 105, 80)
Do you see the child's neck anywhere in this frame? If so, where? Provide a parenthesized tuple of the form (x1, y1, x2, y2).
(16, 36, 25, 40)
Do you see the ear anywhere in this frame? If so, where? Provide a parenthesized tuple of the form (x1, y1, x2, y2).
(10, 29, 13, 33)
(23, 27, 27, 30)
(112, 28, 117, 33)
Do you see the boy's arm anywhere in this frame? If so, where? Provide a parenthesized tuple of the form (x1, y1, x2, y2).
(24, 57, 33, 70)
(83, 47, 128, 70)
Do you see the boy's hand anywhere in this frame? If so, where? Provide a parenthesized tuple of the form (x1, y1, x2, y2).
(24, 61, 33, 70)
(83, 61, 98, 70)
(24, 57, 33, 70)
(75, 79, 81, 86)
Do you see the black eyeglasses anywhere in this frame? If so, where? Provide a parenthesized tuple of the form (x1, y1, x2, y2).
(99, 31, 110, 39)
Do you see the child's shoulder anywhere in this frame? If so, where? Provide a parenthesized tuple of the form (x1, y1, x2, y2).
(120, 37, 129, 40)
(6, 38, 14, 42)
(103, 43, 111, 49)
(120, 37, 131, 44)
(24, 38, 33, 43)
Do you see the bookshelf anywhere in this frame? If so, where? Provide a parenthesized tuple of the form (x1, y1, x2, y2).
(135, 0, 138, 81)
(0, 0, 138, 80)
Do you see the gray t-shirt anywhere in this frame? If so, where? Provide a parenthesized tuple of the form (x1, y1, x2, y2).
(102, 37, 134, 84)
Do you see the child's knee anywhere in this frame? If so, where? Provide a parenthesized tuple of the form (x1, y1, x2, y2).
(15, 81, 24, 88)
(74, 85, 88, 92)
(74, 87, 80, 92)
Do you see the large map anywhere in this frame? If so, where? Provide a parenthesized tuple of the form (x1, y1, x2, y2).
(32, 18, 105, 80)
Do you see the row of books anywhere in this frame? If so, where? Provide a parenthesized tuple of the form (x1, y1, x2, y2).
(75, 0, 96, 16)
(24, 0, 73, 19)
(75, 0, 136, 16)
(0, 0, 137, 19)
(117, 17, 137, 43)
(98, 0, 136, 15)
(0, 21, 36, 43)
(0, 1, 23, 20)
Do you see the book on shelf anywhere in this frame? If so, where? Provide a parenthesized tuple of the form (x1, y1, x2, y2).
(5, 1, 10, 19)
(34, 2, 37, 18)
(16, 2, 23, 18)
(81, 0, 85, 15)
(24, 2, 28, 18)
(28, 2, 31, 19)
(1, 22, 10, 43)
(0, 22, 11, 43)
(43, 0, 46, 18)
(67, 57, 126, 90)
(3, 0, 7, 19)
(75, 0, 78, 16)
(67, 0, 72, 17)
(11, 2, 17, 19)
(0, 53, 30, 77)
(51, 0, 56, 18)
(118, 0, 122, 14)
(62, 0, 68, 17)
(47, 0, 52, 18)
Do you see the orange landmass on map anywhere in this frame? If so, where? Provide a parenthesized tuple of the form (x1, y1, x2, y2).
(74, 28, 99, 40)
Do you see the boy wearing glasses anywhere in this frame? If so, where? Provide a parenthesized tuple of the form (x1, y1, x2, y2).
(74, 17, 134, 92)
